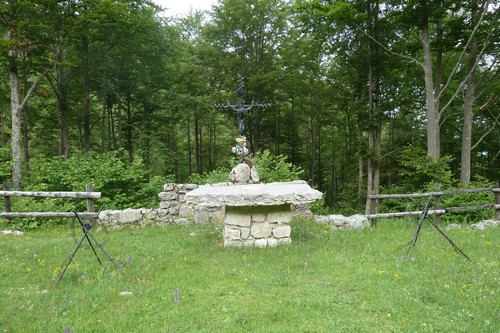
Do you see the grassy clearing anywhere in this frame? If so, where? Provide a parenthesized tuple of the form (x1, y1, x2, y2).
(0, 219, 498, 332)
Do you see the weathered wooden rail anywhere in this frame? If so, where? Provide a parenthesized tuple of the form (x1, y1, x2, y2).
(366, 186, 500, 226)
(0, 184, 101, 219)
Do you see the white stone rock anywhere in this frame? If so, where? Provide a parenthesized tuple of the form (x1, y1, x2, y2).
(252, 212, 267, 222)
(224, 228, 241, 240)
(178, 205, 193, 218)
(315, 214, 369, 229)
(273, 225, 291, 238)
(240, 227, 251, 240)
(267, 207, 292, 224)
(251, 223, 272, 238)
(250, 166, 260, 184)
(446, 223, 462, 230)
(224, 239, 243, 247)
(225, 210, 251, 227)
(1, 230, 23, 236)
(254, 239, 268, 248)
(229, 163, 251, 184)
(119, 209, 143, 224)
(277, 238, 292, 246)
(186, 181, 322, 207)
(267, 238, 278, 248)
(158, 192, 179, 201)
(470, 220, 500, 230)
(119, 291, 133, 296)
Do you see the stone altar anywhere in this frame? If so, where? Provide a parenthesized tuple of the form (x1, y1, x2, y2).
(186, 180, 322, 247)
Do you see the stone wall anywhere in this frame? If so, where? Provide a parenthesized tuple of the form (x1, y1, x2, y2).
(224, 205, 292, 248)
(99, 183, 315, 228)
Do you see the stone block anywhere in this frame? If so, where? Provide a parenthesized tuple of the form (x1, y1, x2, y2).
(251, 223, 272, 238)
(267, 238, 278, 248)
(277, 238, 292, 246)
(225, 209, 251, 227)
(159, 201, 171, 209)
(273, 225, 291, 238)
(168, 207, 179, 215)
(174, 218, 190, 225)
(266, 205, 292, 224)
(178, 205, 193, 218)
(224, 239, 242, 247)
(252, 211, 267, 222)
(240, 227, 251, 240)
(119, 208, 143, 224)
(254, 239, 268, 248)
(224, 228, 241, 240)
(163, 184, 175, 191)
(158, 192, 179, 201)
(194, 209, 210, 224)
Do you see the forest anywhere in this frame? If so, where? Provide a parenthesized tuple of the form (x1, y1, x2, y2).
(0, 0, 498, 214)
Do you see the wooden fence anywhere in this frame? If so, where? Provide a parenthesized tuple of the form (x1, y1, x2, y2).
(366, 186, 500, 226)
(0, 184, 101, 219)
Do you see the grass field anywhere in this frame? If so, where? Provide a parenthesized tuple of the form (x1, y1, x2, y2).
(0, 219, 498, 332)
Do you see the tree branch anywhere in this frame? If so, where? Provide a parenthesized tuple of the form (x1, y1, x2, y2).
(471, 110, 500, 151)
(356, 24, 423, 67)
(436, 0, 492, 103)
(18, 68, 49, 112)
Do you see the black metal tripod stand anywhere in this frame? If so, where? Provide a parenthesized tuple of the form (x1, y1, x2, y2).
(57, 209, 123, 283)
(407, 195, 471, 262)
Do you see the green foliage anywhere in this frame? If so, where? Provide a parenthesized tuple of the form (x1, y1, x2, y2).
(253, 150, 302, 183)
(27, 151, 174, 210)
(440, 180, 496, 224)
(399, 146, 454, 191)
(0, 221, 498, 332)
(188, 167, 230, 185)
(0, 146, 11, 182)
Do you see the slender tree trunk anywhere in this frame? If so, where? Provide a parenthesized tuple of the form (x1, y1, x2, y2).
(82, 36, 91, 153)
(365, 0, 381, 215)
(422, 15, 440, 162)
(55, 45, 71, 158)
(22, 109, 30, 175)
(187, 118, 192, 176)
(100, 91, 107, 153)
(9, 54, 22, 189)
(460, 0, 478, 184)
(126, 93, 133, 163)
(357, 118, 364, 203)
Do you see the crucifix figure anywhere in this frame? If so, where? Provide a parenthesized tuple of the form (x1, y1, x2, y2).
(215, 76, 269, 136)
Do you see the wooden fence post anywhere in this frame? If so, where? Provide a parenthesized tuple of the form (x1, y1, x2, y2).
(493, 188, 500, 221)
(370, 197, 377, 227)
(3, 182, 11, 213)
(86, 184, 95, 214)
(434, 194, 441, 225)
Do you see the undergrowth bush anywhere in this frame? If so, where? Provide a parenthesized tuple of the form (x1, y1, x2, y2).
(2, 151, 175, 229)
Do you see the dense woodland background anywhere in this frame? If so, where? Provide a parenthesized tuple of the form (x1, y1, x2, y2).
(0, 0, 498, 215)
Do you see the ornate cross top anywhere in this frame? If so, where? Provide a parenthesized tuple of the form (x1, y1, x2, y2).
(215, 76, 270, 136)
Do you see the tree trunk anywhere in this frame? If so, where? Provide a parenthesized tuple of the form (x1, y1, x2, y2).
(82, 36, 91, 153)
(365, 0, 381, 215)
(55, 46, 70, 158)
(422, 16, 440, 162)
(126, 93, 133, 163)
(9, 60, 22, 190)
(460, 0, 478, 184)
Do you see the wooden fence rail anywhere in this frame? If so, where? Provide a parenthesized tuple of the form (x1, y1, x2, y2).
(367, 186, 500, 226)
(0, 184, 101, 219)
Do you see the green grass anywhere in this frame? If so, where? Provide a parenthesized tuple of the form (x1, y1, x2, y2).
(0, 219, 498, 332)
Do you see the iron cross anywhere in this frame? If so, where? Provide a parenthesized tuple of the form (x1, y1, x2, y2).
(215, 76, 269, 136)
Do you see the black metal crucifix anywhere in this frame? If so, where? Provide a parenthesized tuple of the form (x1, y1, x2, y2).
(215, 76, 269, 136)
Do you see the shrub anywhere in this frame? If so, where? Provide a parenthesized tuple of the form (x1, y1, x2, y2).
(253, 149, 302, 183)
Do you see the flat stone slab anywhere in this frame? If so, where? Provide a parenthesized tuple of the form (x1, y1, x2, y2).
(186, 180, 322, 206)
